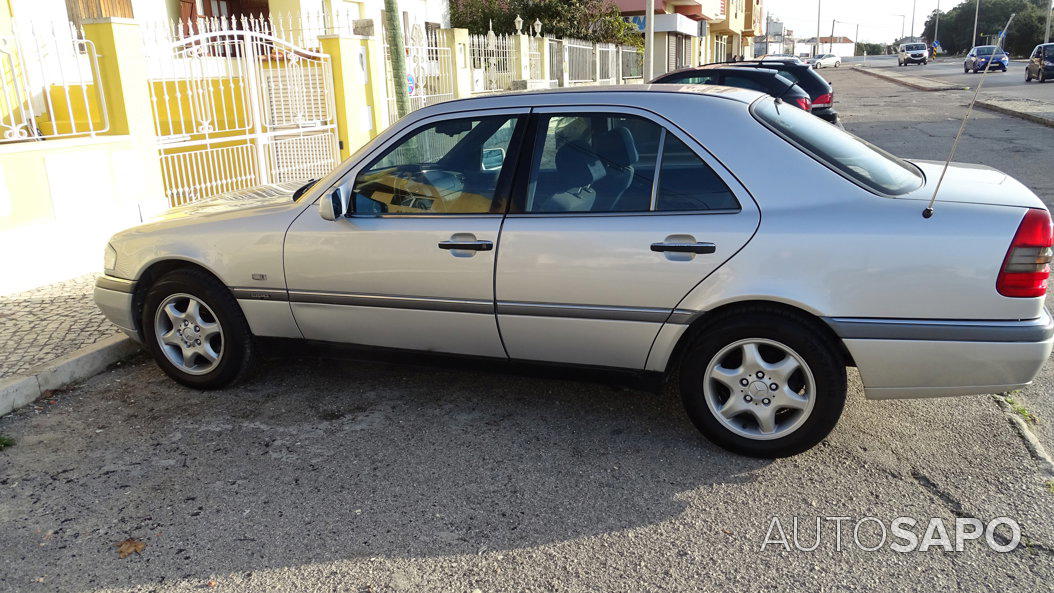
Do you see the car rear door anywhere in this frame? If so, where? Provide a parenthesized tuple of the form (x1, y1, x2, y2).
(494, 106, 760, 369)
(283, 108, 527, 357)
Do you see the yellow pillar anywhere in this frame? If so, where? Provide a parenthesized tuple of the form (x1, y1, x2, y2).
(82, 18, 156, 137)
(445, 28, 473, 98)
(321, 34, 374, 158)
(362, 34, 391, 133)
(81, 17, 167, 215)
(512, 34, 531, 82)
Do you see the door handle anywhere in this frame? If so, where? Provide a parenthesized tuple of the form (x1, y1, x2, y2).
(438, 240, 493, 251)
(650, 241, 716, 254)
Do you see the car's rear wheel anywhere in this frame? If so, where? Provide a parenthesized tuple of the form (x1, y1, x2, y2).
(679, 310, 847, 458)
(1041, 70, 1048, 83)
(142, 269, 255, 389)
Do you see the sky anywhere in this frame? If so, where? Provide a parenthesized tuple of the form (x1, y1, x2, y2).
(763, 0, 948, 43)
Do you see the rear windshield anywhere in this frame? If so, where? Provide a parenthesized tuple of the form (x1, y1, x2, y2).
(751, 98, 923, 195)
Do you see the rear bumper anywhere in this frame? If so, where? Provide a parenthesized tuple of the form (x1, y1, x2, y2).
(827, 313, 1053, 399)
(813, 107, 839, 124)
(94, 276, 139, 339)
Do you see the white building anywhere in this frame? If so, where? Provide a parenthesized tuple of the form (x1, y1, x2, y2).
(793, 36, 855, 58)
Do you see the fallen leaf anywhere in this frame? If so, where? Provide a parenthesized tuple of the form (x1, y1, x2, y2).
(115, 538, 145, 559)
(722, 528, 734, 536)
(207, 580, 219, 588)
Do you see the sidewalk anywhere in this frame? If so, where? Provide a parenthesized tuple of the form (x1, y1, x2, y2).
(0, 274, 119, 379)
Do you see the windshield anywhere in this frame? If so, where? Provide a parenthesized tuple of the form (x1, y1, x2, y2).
(752, 98, 923, 195)
(975, 46, 1001, 56)
(905, 44, 926, 51)
(1044, 45, 1054, 58)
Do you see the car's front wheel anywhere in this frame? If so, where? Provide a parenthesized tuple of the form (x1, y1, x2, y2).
(679, 309, 847, 457)
(142, 269, 255, 389)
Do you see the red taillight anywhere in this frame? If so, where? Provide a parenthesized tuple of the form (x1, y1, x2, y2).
(813, 92, 832, 106)
(997, 208, 1053, 298)
(793, 97, 812, 111)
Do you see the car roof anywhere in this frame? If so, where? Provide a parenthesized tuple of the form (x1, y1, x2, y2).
(412, 84, 763, 111)
(662, 65, 781, 76)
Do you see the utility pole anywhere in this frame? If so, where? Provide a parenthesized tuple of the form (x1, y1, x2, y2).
(895, 14, 905, 42)
(1045, 0, 1051, 43)
(909, 0, 917, 40)
(829, 19, 835, 53)
(815, 0, 821, 57)
(645, 0, 654, 79)
(934, 0, 941, 47)
(972, 0, 980, 48)
(383, 0, 409, 119)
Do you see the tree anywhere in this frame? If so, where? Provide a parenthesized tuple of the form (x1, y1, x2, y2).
(921, 0, 1048, 56)
(855, 42, 886, 55)
(450, 0, 642, 46)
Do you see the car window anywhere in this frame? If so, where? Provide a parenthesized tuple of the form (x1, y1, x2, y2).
(350, 115, 518, 215)
(722, 74, 768, 92)
(661, 73, 718, 85)
(525, 114, 662, 213)
(752, 98, 923, 195)
(655, 134, 739, 211)
(1044, 45, 1054, 58)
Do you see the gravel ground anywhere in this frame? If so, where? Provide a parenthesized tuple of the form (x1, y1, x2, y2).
(0, 274, 113, 379)
(1, 70, 1053, 593)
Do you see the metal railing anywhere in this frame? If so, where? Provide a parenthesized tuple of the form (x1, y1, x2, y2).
(384, 43, 456, 124)
(620, 45, 644, 82)
(565, 37, 595, 84)
(0, 20, 108, 143)
(597, 43, 616, 84)
(469, 32, 513, 93)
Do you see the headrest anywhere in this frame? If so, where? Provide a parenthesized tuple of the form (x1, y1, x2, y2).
(595, 126, 639, 168)
(555, 143, 606, 188)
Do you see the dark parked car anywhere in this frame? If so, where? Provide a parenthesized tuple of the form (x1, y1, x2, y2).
(964, 45, 1008, 73)
(1026, 43, 1054, 83)
(705, 59, 839, 125)
(650, 66, 814, 111)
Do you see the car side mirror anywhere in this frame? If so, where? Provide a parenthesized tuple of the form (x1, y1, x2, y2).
(319, 187, 350, 221)
(481, 147, 505, 171)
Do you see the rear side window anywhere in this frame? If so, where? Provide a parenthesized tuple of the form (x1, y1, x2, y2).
(752, 98, 923, 195)
(721, 74, 768, 92)
(656, 134, 739, 211)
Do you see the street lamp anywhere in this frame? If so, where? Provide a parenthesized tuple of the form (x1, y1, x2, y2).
(894, 14, 905, 42)
(815, 0, 822, 57)
(972, 0, 980, 47)
(909, 0, 917, 40)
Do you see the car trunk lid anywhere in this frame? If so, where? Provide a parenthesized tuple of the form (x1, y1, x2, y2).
(902, 160, 1047, 209)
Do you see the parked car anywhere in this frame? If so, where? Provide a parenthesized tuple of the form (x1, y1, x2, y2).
(897, 43, 928, 66)
(711, 59, 839, 125)
(964, 45, 1009, 73)
(808, 54, 842, 68)
(94, 86, 1053, 458)
(651, 66, 813, 111)
(1025, 43, 1054, 82)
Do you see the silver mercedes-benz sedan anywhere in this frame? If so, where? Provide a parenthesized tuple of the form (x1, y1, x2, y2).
(94, 85, 1053, 457)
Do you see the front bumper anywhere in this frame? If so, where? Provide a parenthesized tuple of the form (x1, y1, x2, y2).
(827, 312, 1054, 399)
(94, 275, 139, 340)
(904, 55, 927, 63)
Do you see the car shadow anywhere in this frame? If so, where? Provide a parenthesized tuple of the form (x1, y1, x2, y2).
(1, 354, 772, 588)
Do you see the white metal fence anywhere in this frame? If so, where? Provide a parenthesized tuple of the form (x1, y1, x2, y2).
(384, 42, 456, 125)
(141, 19, 338, 206)
(597, 43, 616, 84)
(565, 38, 595, 84)
(547, 38, 563, 87)
(469, 32, 513, 93)
(620, 45, 644, 82)
(0, 19, 108, 143)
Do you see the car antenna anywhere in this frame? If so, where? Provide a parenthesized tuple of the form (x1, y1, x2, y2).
(923, 13, 1015, 219)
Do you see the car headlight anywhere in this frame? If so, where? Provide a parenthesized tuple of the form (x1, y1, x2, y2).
(104, 243, 117, 275)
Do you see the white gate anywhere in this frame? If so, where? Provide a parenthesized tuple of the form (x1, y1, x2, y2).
(143, 28, 339, 206)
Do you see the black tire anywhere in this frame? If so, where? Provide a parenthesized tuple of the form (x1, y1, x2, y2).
(1026, 71, 1033, 82)
(678, 308, 847, 458)
(965, 66, 970, 74)
(1040, 70, 1048, 83)
(141, 268, 255, 389)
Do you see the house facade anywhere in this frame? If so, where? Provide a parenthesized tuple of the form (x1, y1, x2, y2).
(793, 36, 855, 58)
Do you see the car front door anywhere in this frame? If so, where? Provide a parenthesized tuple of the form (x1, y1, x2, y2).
(1029, 46, 1041, 77)
(283, 109, 527, 357)
(494, 107, 760, 369)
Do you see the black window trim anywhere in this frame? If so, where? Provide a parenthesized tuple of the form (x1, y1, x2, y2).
(506, 107, 744, 217)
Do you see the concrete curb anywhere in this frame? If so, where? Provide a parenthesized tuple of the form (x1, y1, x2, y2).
(991, 395, 1054, 478)
(975, 99, 1054, 129)
(0, 334, 141, 417)
(850, 65, 965, 92)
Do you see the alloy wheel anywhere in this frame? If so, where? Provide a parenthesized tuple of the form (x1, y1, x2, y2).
(154, 293, 224, 375)
(703, 338, 816, 440)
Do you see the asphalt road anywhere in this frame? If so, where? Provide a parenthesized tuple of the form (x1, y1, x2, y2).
(847, 56, 1054, 102)
(1, 71, 1053, 593)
